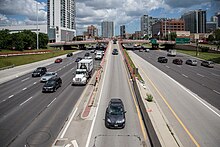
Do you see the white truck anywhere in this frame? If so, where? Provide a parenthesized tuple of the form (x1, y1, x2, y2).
(167, 49, 176, 56)
(72, 59, 93, 85)
(95, 50, 103, 60)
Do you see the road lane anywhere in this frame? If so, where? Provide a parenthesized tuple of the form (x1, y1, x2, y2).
(129, 51, 220, 147)
(87, 43, 149, 147)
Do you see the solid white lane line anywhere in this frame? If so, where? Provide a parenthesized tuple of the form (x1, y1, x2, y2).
(165, 65, 170, 68)
(8, 95, 14, 98)
(60, 107, 78, 138)
(182, 74, 188, 78)
(71, 140, 79, 147)
(47, 98, 56, 107)
(213, 90, 220, 95)
(197, 73, 205, 77)
(33, 82, 37, 85)
(21, 77, 30, 82)
(22, 87, 27, 91)
(20, 97, 33, 106)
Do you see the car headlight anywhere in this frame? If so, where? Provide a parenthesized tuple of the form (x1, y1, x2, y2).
(116, 119, 125, 123)
(107, 118, 111, 123)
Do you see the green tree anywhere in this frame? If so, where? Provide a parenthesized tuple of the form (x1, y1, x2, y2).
(214, 29, 220, 41)
(38, 33, 48, 49)
(207, 34, 215, 42)
(0, 29, 11, 49)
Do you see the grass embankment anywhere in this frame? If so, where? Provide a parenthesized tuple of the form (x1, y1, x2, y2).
(0, 49, 75, 68)
(124, 49, 143, 81)
(177, 50, 220, 64)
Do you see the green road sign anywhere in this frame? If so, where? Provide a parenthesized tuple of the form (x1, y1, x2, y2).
(175, 38, 190, 44)
(150, 39, 157, 44)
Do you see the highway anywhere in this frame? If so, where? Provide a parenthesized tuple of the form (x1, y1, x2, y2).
(133, 50, 220, 109)
(129, 50, 220, 147)
(0, 51, 100, 147)
(85, 43, 149, 147)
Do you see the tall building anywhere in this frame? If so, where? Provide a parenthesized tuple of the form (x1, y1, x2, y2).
(101, 21, 114, 38)
(181, 9, 206, 33)
(47, 0, 76, 42)
(120, 25, 125, 39)
(215, 12, 220, 27)
(141, 15, 159, 38)
(87, 25, 98, 37)
(152, 19, 185, 37)
(206, 22, 218, 33)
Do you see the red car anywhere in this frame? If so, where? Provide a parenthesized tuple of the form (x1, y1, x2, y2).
(55, 58, 62, 63)
(173, 58, 183, 65)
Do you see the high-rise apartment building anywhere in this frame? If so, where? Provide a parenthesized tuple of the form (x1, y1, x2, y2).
(141, 15, 159, 37)
(47, 0, 76, 42)
(120, 25, 125, 39)
(215, 12, 220, 27)
(87, 25, 98, 37)
(181, 9, 206, 33)
(101, 21, 114, 38)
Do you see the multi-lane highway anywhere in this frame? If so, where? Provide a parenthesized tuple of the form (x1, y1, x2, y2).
(129, 50, 220, 147)
(0, 51, 100, 147)
(133, 49, 220, 110)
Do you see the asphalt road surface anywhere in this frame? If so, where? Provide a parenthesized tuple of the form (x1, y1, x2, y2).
(86, 44, 150, 147)
(129, 51, 220, 147)
(133, 50, 220, 110)
(0, 51, 101, 147)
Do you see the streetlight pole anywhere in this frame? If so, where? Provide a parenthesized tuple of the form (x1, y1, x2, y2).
(36, 2, 39, 49)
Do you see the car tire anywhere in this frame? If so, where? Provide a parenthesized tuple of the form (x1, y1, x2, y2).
(54, 88, 56, 92)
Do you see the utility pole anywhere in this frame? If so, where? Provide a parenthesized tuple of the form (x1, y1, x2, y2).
(36, 2, 39, 49)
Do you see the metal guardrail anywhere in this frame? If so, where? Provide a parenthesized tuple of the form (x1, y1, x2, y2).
(119, 42, 161, 147)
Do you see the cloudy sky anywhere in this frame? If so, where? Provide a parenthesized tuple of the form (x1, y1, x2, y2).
(0, 0, 219, 35)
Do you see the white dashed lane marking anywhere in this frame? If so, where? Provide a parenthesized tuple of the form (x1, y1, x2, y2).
(21, 77, 30, 82)
(20, 97, 33, 106)
(197, 73, 205, 77)
(22, 87, 27, 91)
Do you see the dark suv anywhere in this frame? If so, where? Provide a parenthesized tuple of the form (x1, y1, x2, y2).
(105, 98, 126, 129)
(158, 57, 168, 63)
(42, 77, 62, 93)
(112, 49, 118, 55)
(32, 67, 47, 77)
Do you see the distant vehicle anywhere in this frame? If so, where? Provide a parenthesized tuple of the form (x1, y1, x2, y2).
(173, 58, 183, 65)
(186, 59, 197, 66)
(84, 52, 90, 57)
(40, 72, 57, 82)
(95, 51, 103, 60)
(67, 53, 73, 57)
(75, 57, 82, 62)
(145, 48, 150, 52)
(139, 48, 144, 52)
(201, 61, 214, 68)
(113, 39, 117, 44)
(84, 56, 92, 59)
(55, 58, 62, 63)
(167, 49, 176, 56)
(112, 48, 118, 55)
(158, 57, 168, 63)
(42, 77, 62, 92)
(32, 67, 47, 77)
(90, 49, 95, 53)
(105, 98, 126, 129)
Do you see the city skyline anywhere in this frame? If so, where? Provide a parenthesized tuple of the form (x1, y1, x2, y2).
(0, 0, 219, 36)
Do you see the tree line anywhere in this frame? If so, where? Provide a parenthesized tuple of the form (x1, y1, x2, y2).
(0, 29, 48, 51)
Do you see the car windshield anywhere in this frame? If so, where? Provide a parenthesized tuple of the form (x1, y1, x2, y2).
(45, 80, 55, 86)
(76, 71, 86, 74)
(109, 105, 124, 115)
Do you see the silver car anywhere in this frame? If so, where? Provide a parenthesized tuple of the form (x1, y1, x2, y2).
(40, 72, 57, 82)
(186, 59, 197, 66)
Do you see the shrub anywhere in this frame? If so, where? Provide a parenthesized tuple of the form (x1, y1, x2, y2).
(146, 93, 153, 102)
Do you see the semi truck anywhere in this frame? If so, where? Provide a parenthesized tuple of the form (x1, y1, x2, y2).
(72, 59, 93, 85)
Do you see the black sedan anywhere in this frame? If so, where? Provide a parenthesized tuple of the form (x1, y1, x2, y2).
(105, 98, 126, 129)
(75, 57, 82, 62)
(42, 77, 62, 93)
(32, 67, 47, 77)
(67, 52, 73, 57)
(173, 58, 183, 65)
(158, 57, 168, 63)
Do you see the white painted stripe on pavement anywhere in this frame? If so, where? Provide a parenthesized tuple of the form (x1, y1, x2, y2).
(20, 97, 33, 106)
(211, 73, 220, 77)
(165, 65, 170, 68)
(33, 82, 37, 85)
(22, 87, 27, 91)
(8, 95, 14, 98)
(60, 107, 78, 138)
(197, 73, 204, 77)
(47, 98, 56, 107)
(213, 90, 220, 95)
(21, 77, 30, 82)
(71, 140, 79, 147)
(182, 74, 188, 78)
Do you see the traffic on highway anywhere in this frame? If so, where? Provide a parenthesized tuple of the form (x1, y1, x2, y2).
(0, 40, 220, 147)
